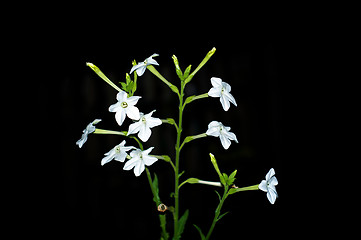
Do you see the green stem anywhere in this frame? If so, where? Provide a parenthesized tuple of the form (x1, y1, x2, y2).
(205, 186, 229, 240)
(180, 133, 207, 151)
(173, 81, 185, 240)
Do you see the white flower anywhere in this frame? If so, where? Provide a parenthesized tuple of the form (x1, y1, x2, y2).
(108, 90, 141, 126)
(206, 121, 238, 149)
(130, 53, 159, 76)
(208, 77, 237, 111)
(127, 110, 162, 142)
(101, 140, 135, 166)
(123, 147, 158, 177)
(76, 119, 102, 148)
(259, 168, 278, 204)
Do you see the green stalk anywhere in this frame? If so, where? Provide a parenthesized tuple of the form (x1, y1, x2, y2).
(173, 81, 185, 239)
(205, 186, 229, 240)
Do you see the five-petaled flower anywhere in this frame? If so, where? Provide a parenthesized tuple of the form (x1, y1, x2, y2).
(206, 121, 238, 149)
(130, 53, 159, 76)
(76, 119, 102, 148)
(259, 168, 278, 204)
(109, 90, 141, 126)
(101, 140, 135, 166)
(208, 77, 237, 111)
(123, 147, 158, 177)
(127, 110, 162, 142)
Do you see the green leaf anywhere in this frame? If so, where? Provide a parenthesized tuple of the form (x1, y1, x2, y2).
(183, 65, 192, 79)
(152, 173, 161, 205)
(176, 209, 189, 239)
(214, 190, 221, 202)
(193, 224, 206, 240)
(227, 169, 237, 186)
(217, 211, 229, 222)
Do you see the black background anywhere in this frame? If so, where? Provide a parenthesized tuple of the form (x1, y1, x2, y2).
(25, 5, 302, 239)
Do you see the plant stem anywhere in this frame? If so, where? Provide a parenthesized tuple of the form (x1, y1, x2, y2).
(146, 168, 169, 240)
(173, 81, 185, 239)
(205, 186, 229, 240)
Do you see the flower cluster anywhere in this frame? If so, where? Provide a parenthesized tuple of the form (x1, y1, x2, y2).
(76, 54, 240, 171)
(76, 51, 279, 209)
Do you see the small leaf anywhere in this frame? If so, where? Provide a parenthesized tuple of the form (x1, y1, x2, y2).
(183, 65, 192, 79)
(227, 169, 237, 186)
(152, 173, 161, 205)
(217, 211, 229, 222)
(214, 190, 221, 202)
(193, 224, 206, 240)
(176, 209, 189, 239)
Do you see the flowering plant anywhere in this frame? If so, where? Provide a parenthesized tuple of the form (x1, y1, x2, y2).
(77, 48, 279, 239)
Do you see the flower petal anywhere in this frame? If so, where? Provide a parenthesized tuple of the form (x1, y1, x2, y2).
(114, 151, 128, 162)
(267, 189, 277, 204)
(206, 127, 220, 137)
(101, 151, 115, 166)
(266, 168, 275, 181)
(126, 106, 140, 120)
(146, 117, 162, 128)
(210, 77, 223, 88)
(130, 63, 144, 75)
(116, 90, 128, 102)
(127, 96, 142, 106)
(134, 161, 145, 176)
(108, 102, 121, 112)
(147, 58, 159, 66)
(115, 110, 127, 126)
(208, 87, 221, 98)
(136, 66, 147, 76)
(258, 180, 268, 192)
(127, 121, 142, 135)
(123, 157, 139, 170)
(269, 176, 278, 186)
(143, 155, 158, 166)
(223, 90, 237, 107)
(143, 147, 154, 155)
(220, 95, 231, 111)
(219, 134, 231, 149)
(138, 125, 151, 142)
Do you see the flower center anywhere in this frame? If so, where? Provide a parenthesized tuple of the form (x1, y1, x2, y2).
(115, 146, 121, 153)
(121, 102, 128, 108)
(141, 116, 146, 123)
